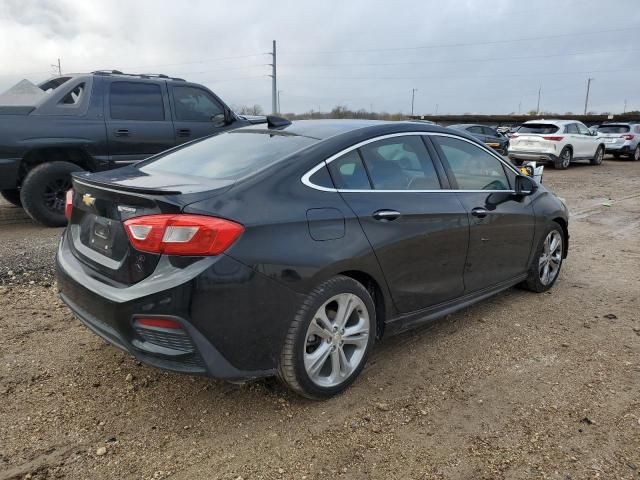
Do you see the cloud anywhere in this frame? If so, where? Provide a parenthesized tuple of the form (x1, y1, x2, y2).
(0, 0, 639, 114)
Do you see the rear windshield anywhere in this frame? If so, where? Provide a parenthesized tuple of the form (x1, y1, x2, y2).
(598, 125, 630, 133)
(518, 124, 559, 134)
(139, 130, 316, 180)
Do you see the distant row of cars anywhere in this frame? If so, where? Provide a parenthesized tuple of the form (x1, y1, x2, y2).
(449, 120, 640, 169)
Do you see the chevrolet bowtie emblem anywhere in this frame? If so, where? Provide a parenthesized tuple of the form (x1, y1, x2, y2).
(82, 193, 96, 207)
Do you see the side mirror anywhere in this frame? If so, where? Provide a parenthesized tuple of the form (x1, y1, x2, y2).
(211, 112, 227, 127)
(591, 130, 599, 136)
(515, 175, 537, 196)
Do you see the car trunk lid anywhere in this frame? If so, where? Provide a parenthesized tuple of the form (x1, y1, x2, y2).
(67, 168, 234, 285)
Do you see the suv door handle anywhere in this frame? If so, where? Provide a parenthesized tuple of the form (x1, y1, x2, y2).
(471, 207, 488, 218)
(114, 129, 130, 137)
(372, 210, 401, 222)
(177, 128, 191, 137)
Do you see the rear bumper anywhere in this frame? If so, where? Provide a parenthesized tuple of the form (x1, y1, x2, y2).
(508, 151, 559, 163)
(56, 231, 300, 380)
(604, 144, 630, 153)
(0, 158, 20, 190)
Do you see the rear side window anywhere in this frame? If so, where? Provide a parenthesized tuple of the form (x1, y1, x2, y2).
(172, 86, 224, 121)
(139, 130, 315, 180)
(433, 136, 510, 191)
(598, 125, 630, 133)
(110, 82, 164, 121)
(519, 123, 559, 134)
(59, 83, 85, 105)
(328, 150, 371, 190)
(565, 124, 579, 134)
(358, 136, 441, 190)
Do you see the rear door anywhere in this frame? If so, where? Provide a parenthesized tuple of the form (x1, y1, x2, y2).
(168, 84, 232, 145)
(430, 134, 535, 292)
(105, 80, 176, 164)
(329, 134, 469, 313)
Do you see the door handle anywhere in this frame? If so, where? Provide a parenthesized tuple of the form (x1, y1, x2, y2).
(177, 128, 191, 137)
(372, 210, 401, 222)
(114, 129, 130, 137)
(471, 207, 488, 218)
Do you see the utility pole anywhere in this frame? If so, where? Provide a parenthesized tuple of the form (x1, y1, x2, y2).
(583, 77, 594, 115)
(623, 99, 627, 114)
(268, 40, 277, 114)
(51, 58, 62, 76)
(411, 88, 417, 116)
(518, 100, 522, 114)
(277, 90, 283, 113)
(536, 86, 542, 115)
(435, 103, 439, 115)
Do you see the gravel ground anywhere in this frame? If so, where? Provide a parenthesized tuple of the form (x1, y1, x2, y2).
(0, 157, 639, 479)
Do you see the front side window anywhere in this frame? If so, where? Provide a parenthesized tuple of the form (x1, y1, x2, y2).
(576, 123, 590, 135)
(172, 86, 224, 121)
(468, 126, 483, 134)
(433, 136, 510, 191)
(110, 82, 164, 121)
(358, 136, 441, 190)
(327, 150, 371, 190)
(565, 124, 579, 134)
(482, 126, 498, 137)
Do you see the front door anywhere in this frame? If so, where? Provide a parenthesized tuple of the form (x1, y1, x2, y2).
(328, 134, 469, 313)
(168, 85, 232, 145)
(105, 80, 176, 164)
(430, 135, 536, 292)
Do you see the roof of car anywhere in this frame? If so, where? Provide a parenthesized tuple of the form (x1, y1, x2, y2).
(235, 119, 447, 141)
(523, 119, 581, 125)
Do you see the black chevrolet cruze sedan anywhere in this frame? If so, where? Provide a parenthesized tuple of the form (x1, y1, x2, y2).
(56, 119, 569, 399)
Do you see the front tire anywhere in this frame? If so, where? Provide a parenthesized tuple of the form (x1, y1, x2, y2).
(20, 161, 84, 227)
(0, 189, 22, 207)
(630, 145, 640, 161)
(590, 145, 604, 165)
(278, 276, 376, 399)
(554, 147, 572, 169)
(521, 222, 564, 293)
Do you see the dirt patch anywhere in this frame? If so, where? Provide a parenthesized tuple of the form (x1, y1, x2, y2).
(1, 157, 639, 479)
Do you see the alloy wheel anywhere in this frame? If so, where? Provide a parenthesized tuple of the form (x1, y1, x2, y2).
(594, 147, 604, 164)
(539, 230, 563, 286)
(561, 150, 571, 168)
(42, 177, 72, 214)
(303, 293, 370, 388)
(634, 146, 640, 161)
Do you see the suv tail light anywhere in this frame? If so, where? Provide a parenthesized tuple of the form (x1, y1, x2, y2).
(622, 134, 635, 140)
(124, 214, 244, 256)
(65, 190, 74, 220)
(543, 136, 564, 141)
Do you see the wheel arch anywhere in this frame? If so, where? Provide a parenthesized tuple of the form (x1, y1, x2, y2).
(552, 217, 569, 258)
(337, 269, 388, 339)
(18, 147, 93, 185)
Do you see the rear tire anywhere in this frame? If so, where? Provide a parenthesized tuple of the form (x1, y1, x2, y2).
(630, 146, 640, 161)
(20, 161, 84, 227)
(278, 275, 376, 399)
(590, 146, 604, 165)
(0, 189, 22, 207)
(521, 221, 564, 293)
(554, 147, 572, 169)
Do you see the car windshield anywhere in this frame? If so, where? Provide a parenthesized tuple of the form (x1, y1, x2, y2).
(518, 124, 559, 134)
(138, 129, 317, 180)
(598, 125, 630, 133)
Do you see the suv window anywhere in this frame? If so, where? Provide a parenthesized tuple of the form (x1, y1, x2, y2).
(599, 125, 630, 133)
(433, 136, 510, 191)
(172, 86, 224, 121)
(482, 126, 497, 137)
(359, 136, 441, 190)
(328, 150, 371, 190)
(519, 123, 559, 134)
(468, 126, 483, 134)
(565, 124, 579, 134)
(60, 83, 85, 105)
(576, 123, 590, 135)
(110, 82, 164, 121)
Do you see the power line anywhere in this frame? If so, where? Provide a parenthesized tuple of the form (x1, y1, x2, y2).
(280, 25, 640, 55)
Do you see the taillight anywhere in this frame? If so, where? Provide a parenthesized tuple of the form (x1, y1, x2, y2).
(65, 189, 73, 220)
(123, 214, 244, 256)
(543, 136, 564, 141)
(622, 134, 635, 140)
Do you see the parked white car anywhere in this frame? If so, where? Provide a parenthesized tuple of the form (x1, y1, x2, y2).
(508, 119, 605, 169)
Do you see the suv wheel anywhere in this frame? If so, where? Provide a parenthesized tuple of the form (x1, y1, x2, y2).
(278, 276, 376, 399)
(0, 189, 22, 207)
(20, 161, 84, 227)
(590, 146, 604, 165)
(554, 147, 572, 169)
(631, 145, 640, 161)
(521, 222, 564, 293)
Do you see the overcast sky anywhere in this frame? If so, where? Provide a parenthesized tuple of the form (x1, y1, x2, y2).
(1, 0, 639, 115)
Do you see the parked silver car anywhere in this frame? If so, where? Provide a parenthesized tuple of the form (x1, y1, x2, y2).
(597, 123, 640, 160)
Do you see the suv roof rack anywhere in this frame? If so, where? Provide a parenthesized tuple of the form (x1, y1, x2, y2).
(91, 70, 186, 81)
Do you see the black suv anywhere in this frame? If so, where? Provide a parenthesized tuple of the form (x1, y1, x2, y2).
(0, 71, 257, 226)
